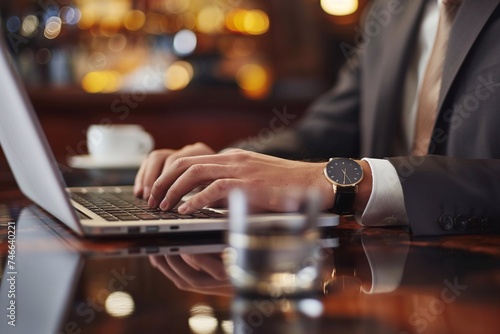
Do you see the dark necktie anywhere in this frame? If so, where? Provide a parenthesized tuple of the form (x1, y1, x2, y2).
(412, 0, 463, 155)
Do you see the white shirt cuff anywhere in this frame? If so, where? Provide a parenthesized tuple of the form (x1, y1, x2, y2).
(355, 158, 409, 226)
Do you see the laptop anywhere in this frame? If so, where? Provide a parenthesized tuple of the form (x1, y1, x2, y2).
(0, 33, 339, 237)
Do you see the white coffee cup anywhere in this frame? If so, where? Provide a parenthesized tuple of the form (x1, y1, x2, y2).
(87, 124, 154, 162)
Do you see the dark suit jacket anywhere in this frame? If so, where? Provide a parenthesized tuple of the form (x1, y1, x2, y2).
(237, 0, 500, 236)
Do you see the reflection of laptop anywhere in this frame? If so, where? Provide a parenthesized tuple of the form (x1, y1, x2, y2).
(0, 33, 338, 237)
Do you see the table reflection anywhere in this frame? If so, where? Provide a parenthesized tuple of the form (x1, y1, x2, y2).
(1, 206, 499, 333)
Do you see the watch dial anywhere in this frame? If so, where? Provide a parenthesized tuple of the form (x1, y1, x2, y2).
(326, 158, 363, 186)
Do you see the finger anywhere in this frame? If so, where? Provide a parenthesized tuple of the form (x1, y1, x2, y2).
(159, 164, 236, 210)
(141, 150, 174, 199)
(166, 256, 229, 288)
(153, 255, 193, 290)
(178, 179, 246, 214)
(133, 157, 149, 197)
(179, 253, 201, 271)
(163, 142, 216, 173)
(148, 255, 161, 268)
(180, 253, 228, 281)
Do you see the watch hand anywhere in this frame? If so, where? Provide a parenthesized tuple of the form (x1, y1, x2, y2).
(342, 169, 353, 184)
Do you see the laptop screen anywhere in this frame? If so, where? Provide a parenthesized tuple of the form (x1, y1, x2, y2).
(0, 31, 82, 234)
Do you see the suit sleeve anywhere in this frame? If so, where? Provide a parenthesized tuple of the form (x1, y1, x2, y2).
(388, 155, 500, 236)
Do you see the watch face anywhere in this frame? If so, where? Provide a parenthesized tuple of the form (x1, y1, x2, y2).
(324, 158, 363, 186)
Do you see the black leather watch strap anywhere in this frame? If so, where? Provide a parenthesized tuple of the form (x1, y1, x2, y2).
(332, 186, 356, 215)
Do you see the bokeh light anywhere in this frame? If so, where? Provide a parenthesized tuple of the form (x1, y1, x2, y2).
(82, 71, 122, 93)
(243, 10, 269, 35)
(165, 61, 194, 91)
(124, 10, 146, 31)
(165, 0, 190, 14)
(196, 5, 225, 34)
(78, 8, 96, 30)
(321, 0, 359, 16)
(189, 304, 218, 334)
(6, 16, 21, 33)
(108, 34, 127, 52)
(44, 17, 62, 39)
(59, 6, 81, 25)
(226, 10, 269, 35)
(104, 291, 135, 318)
(21, 15, 39, 37)
(35, 48, 51, 65)
(236, 63, 271, 99)
(173, 29, 197, 56)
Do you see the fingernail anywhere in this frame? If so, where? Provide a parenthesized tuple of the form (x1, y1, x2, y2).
(178, 202, 189, 213)
(147, 195, 156, 208)
(159, 199, 168, 211)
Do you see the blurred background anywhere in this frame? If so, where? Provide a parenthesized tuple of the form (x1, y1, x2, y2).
(0, 0, 368, 165)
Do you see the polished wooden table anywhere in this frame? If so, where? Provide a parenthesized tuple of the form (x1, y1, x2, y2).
(1, 168, 500, 334)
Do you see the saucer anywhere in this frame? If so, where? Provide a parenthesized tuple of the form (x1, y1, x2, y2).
(67, 155, 146, 169)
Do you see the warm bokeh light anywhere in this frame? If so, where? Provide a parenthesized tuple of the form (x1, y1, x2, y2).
(196, 5, 225, 34)
(76, 0, 129, 31)
(226, 9, 269, 35)
(124, 10, 146, 31)
(165, 0, 190, 14)
(165, 61, 193, 90)
(78, 8, 96, 30)
(236, 63, 271, 99)
(82, 71, 122, 93)
(321, 0, 359, 16)
(9, 0, 278, 94)
(104, 291, 135, 318)
(243, 10, 269, 35)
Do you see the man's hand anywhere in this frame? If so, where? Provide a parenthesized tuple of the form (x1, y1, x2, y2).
(149, 253, 233, 297)
(134, 142, 215, 199)
(146, 149, 336, 214)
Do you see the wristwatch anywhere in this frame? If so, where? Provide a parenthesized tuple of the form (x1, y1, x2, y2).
(323, 158, 363, 214)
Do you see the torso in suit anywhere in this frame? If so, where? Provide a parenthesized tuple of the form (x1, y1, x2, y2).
(237, 0, 500, 236)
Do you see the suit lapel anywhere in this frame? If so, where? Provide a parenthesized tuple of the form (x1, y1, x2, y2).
(438, 0, 500, 112)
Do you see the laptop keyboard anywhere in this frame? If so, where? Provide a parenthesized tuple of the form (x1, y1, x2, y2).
(70, 190, 226, 221)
